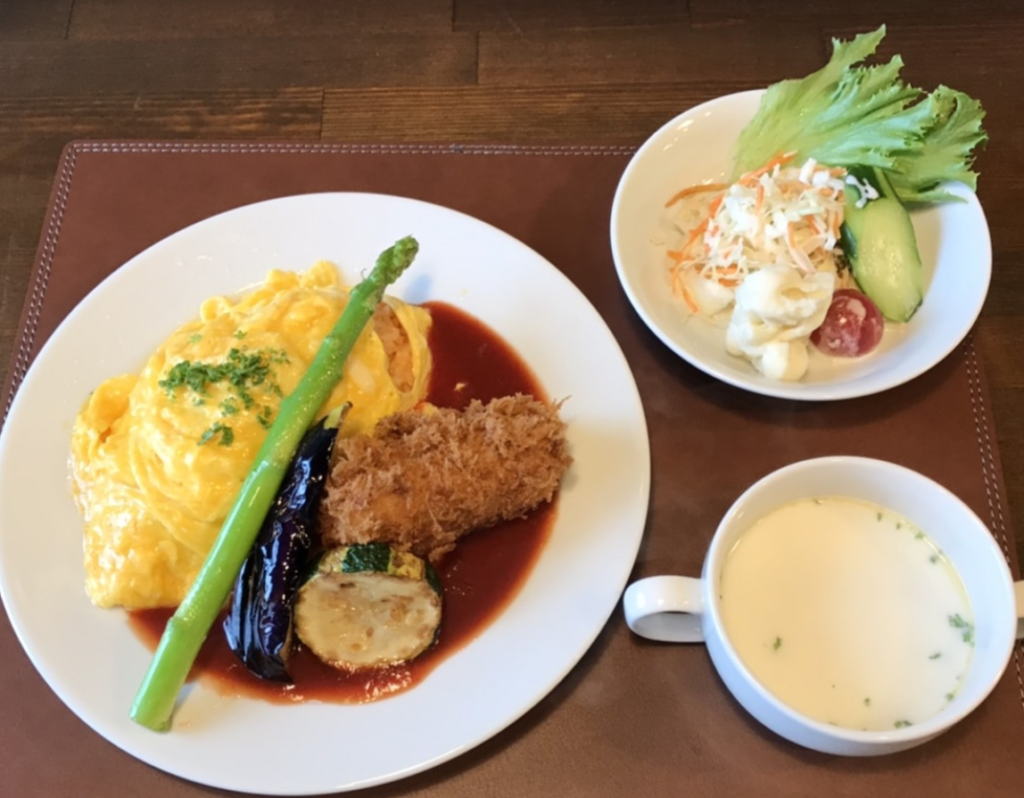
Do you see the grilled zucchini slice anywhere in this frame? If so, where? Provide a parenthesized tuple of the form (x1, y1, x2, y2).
(294, 543, 442, 670)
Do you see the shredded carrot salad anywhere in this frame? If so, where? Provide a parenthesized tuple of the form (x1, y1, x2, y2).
(666, 154, 847, 314)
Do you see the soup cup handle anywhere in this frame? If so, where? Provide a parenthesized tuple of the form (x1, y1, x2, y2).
(623, 576, 705, 643)
(1015, 581, 1024, 641)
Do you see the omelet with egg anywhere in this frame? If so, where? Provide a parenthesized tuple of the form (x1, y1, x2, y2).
(71, 261, 432, 609)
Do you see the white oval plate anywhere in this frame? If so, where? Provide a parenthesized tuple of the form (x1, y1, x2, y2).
(610, 90, 993, 401)
(0, 193, 651, 795)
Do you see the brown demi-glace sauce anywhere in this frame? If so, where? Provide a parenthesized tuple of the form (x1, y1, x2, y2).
(129, 301, 556, 703)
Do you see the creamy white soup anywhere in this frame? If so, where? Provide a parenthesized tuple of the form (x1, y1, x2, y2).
(719, 496, 974, 731)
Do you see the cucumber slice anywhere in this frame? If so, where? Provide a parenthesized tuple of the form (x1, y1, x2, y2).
(294, 544, 442, 670)
(841, 181, 924, 322)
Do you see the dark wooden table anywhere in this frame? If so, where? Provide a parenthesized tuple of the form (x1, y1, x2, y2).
(1, 2, 1020, 547)
(1, 3, 1023, 797)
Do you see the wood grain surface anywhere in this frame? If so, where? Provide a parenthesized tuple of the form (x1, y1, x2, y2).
(1, 0, 1020, 570)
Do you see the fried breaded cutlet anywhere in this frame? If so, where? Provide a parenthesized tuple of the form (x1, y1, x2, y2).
(319, 394, 571, 561)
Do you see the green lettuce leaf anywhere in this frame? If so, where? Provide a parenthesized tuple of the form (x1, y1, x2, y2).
(731, 26, 986, 203)
(887, 86, 987, 202)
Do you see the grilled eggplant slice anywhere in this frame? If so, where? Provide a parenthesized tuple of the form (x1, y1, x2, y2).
(222, 413, 341, 681)
(294, 543, 442, 670)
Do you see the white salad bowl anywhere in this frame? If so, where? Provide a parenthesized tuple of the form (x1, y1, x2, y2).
(623, 457, 1024, 756)
(610, 91, 993, 401)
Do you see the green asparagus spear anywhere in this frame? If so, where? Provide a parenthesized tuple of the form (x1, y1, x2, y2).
(129, 236, 419, 731)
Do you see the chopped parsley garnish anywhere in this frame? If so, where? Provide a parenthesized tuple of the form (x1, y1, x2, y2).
(198, 423, 234, 447)
(929, 652, 942, 660)
(949, 614, 975, 644)
(234, 329, 247, 340)
(877, 512, 883, 521)
(160, 360, 225, 395)
(159, 346, 290, 444)
(256, 405, 274, 429)
(773, 637, 782, 650)
(894, 720, 912, 729)
(159, 347, 288, 396)
(189, 333, 202, 345)
(864, 697, 871, 706)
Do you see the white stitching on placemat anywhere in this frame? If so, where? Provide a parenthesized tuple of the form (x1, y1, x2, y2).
(71, 141, 639, 157)
(3, 146, 78, 421)
(963, 335, 1024, 714)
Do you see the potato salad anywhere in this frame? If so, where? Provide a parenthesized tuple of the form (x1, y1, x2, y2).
(667, 155, 852, 380)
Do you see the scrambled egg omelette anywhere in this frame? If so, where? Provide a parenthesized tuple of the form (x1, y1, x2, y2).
(71, 262, 432, 609)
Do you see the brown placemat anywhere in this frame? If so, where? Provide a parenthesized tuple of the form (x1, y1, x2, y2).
(1, 141, 1021, 797)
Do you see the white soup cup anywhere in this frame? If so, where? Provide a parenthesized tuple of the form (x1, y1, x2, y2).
(623, 456, 1024, 756)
